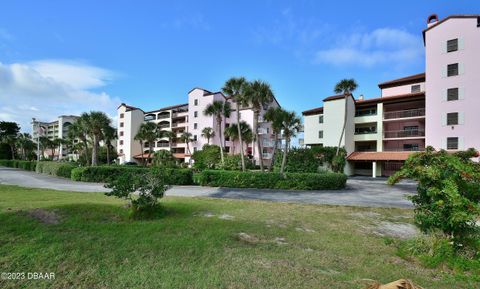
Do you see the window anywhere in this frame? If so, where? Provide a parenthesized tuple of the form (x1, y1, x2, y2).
(404, 126, 419, 132)
(120, 122, 124, 128)
(318, 115, 324, 123)
(403, 144, 419, 151)
(447, 88, 459, 101)
(447, 112, 459, 125)
(447, 137, 459, 150)
(194, 111, 198, 118)
(119, 113, 124, 118)
(447, 63, 459, 77)
(411, 85, 421, 93)
(119, 140, 124, 145)
(119, 149, 123, 154)
(119, 131, 124, 136)
(447, 38, 458, 52)
(193, 135, 197, 141)
(194, 123, 198, 129)
(194, 99, 198, 106)
(318, 130, 323, 138)
(355, 126, 377, 134)
(355, 107, 376, 117)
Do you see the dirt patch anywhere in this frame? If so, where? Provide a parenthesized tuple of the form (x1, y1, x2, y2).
(274, 237, 288, 245)
(218, 214, 234, 220)
(295, 227, 315, 233)
(350, 211, 382, 219)
(25, 209, 60, 225)
(195, 212, 234, 220)
(373, 221, 419, 239)
(237, 232, 260, 244)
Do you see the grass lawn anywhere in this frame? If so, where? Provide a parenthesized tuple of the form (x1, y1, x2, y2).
(0, 184, 477, 289)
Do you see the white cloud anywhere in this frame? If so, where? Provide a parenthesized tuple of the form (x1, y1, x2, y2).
(0, 60, 121, 132)
(314, 28, 424, 68)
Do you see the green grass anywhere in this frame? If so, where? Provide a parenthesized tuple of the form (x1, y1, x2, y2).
(0, 184, 477, 289)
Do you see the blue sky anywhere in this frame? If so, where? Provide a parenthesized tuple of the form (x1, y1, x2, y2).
(0, 0, 478, 131)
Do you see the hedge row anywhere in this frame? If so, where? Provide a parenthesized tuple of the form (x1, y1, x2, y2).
(71, 166, 194, 185)
(36, 161, 78, 178)
(198, 170, 347, 190)
(0, 160, 36, 171)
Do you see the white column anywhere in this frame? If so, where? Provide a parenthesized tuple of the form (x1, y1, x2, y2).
(372, 161, 377, 178)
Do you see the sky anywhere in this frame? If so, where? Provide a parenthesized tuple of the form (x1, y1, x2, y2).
(0, 0, 478, 132)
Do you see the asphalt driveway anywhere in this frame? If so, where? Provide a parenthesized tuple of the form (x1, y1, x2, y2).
(0, 167, 415, 208)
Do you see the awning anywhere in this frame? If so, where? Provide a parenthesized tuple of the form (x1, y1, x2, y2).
(347, 151, 416, 161)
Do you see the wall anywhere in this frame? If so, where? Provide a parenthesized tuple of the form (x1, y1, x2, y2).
(303, 113, 324, 146)
(381, 82, 425, 97)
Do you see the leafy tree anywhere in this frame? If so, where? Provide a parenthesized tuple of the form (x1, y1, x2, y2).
(389, 147, 480, 247)
(280, 111, 302, 174)
(244, 80, 274, 171)
(82, 111, 111, 166)
(263, 107, 285, 171)
(273, 146, 347, 173)
(203, 100, 231, 165)
(201, 127, 215, 145)
(333, 79, 358, 156)
(192, 144, 221, 170)
(222, 77, 248, 171)
(0, 121, 20, 139)
(152, 150, 177, 168)
(3, 134, 18, 160)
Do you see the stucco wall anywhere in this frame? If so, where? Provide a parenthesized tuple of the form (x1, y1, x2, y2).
(381, 82, 425, 97)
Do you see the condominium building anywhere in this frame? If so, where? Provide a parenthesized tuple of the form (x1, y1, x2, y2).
(31, 115, 79, 159)
(117, 87, 281, 165)
(303, 14, 480, 177)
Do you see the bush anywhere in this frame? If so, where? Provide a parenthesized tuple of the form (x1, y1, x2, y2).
(273, 146, 347, 173)
(220, 154, 255, 171)
(0, 159, 36, 171)
(192, 145, 221, 170)
(152, 150, 177, 168)
(198, 170, 346, 190)
(71, 165, 194, 185)
(36, 161, 77, 178)
(389, 147, 480, 248)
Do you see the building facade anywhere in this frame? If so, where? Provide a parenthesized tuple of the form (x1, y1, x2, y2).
(117, 87, 280, 165)
(303, 14, 480, 177)
(31, 115, 79, 159)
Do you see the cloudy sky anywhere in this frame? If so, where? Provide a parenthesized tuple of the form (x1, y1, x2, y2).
(0, 0, 477, 132)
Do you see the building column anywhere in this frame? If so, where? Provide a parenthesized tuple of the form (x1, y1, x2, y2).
(372, 161, 377, 178)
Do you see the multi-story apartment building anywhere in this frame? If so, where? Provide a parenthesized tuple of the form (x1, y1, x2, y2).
(117, 87, 280, 165)
(303, 14, 480, 177)
(31, 115, 79, 159)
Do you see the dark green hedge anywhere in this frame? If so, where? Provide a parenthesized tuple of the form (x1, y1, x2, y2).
(0, 160, 36, 171)
(198, 170, 347, 190)
(71, 166, 193, 185)
(36, 161, 77, 178)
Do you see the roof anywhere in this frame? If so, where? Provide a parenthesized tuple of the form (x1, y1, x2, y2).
(423, 15, 480, 44)
(378, 73, 425, 89)
(145, 103, 188, 114)
(323, 94, 350, 102)
(347, 151, 416, 161)
(118, 103, 143, 112)
(302, 107, 324, 116)
(356, 92, 425, 106)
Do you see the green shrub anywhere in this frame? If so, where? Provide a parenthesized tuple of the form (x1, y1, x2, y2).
(0, 159, 14, 167)
(192, 145, 221, 170)
(36, 161, 77, 178)
(0, 159, 36, 171)
(198, 170, 346, 190)
(152, 150, 177, 168)
(221, 154, 255, 171)
(273, 146, 347, 173)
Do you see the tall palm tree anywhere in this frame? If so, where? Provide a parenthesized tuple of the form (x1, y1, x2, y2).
(158, 130, 176, 149)
(49, 138, 62, 159)
(135, 122, 158, 166)
(103, 124, 116, 165)
(264, 107, 286, 171)
(38, 136, 51, 160)
(4, 134, 17, 160)
(222, 77, 248, 171)
(224, 125, 238, 154)
(68, 118, 90, 165)
(82, 111, 111, 166)
(244, 80, 274, 171)
(201, 127, 215, 144)
(203, 101, 232, 165)
(280, 111, 302, 174)
(334, 79, 358, 156)
(16, 133, 34, 160)
(226, 121, 252, 157)
(179, 131, 194, 165)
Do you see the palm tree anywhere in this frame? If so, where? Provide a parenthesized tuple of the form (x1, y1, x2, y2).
(334, 79, 358, 156)
(224, 125, 238, 154)
(16, 133, 34, 160)
(103, 125, 116, 165)
(280, 111, 302, 174)
(179, 132, 194, 164)
(222, 77, 248, 171)
(68, 119, 90, 165)
(244, 80, 274, 171)
(158, 130, 176, 149)
(4, 134, 17, 160)
(82, 111, 111, 166)
(135, 122, 158, 166)
(226, 121, 252, 157)
(38, 136, 51, 160)
(48, 138, 62, 159)
(264, 107, 286, 171)
(201, 127, 215, 144)
(203, 101, 231, 165)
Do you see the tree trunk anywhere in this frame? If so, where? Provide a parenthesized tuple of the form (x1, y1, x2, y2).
(147, 143, 153, 166)
(91, 135, 98, 166)
(139, 140, 144, 166)
(336, 94, 348, 156)
(217, 117, 225, 165)
(280, 139, 289, 175)
(254, 110, 264, 172)
(82, 139, 90, 165)
(235, 104, 246, 171)
(10, 145, 15, 160)
(268, 132, 278, 171)
(106, 144, 110, 165)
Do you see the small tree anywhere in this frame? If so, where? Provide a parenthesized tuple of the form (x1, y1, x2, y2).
(388, 147, 480, 247)
(333, 79, 358, 156)
(201, 127, 215, 144)
(152, 150, 176, 168)
(192, 144, 221, 170)
(280, 111, 302, 174)
(204, 101, 231, 165)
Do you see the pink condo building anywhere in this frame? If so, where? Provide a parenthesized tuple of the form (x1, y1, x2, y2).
(302, 14, 480, 177)
(117, 87, 281, 166)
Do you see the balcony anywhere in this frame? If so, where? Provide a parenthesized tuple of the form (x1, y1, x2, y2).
(383, 108, 425, 120)
(171, 122, 186, 128)
(384, 129, 425, 139)
(262, 140, 275, 147)
(262, 153, 273, 159)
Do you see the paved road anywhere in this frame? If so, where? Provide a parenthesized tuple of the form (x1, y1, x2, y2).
(0, 167, 415, 208)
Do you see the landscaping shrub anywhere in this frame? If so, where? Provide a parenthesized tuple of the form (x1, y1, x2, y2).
(0, 159, 36, 171)
(36, 161, 77, 178)
(220, 154, 255, 171)
(198, 170, 346, 190)
(273, 146, 347, 173)
(192, 145, 221, 170)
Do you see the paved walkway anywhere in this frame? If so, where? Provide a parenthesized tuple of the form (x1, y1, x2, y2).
(0, 167, 415, 208)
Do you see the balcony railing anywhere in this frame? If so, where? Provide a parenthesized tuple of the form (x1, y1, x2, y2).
(262, 153, 272, 159)
(157, 142, 170, 148)
(354, 130, 377, 135)
(384, 129, 425, 139)
(383, 146, 425, 152)
(171, 122, 186, 128)
(383, 108, 425, 120)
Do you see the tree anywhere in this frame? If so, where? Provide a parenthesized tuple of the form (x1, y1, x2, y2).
(68, 118, 90, 165)
(152, 150, 176, 168)
(226, 121, 252, 157)
(333, 79, 358, 156)
(222, 77, 248, 171)
(0, 121, 20, 139)
(201, 127, 215, 145)
(38, 136, 51, 160)
(103, 125, 117, 165)
(158, 130, 176, 148)
(244, 80, 274, 171)
(203, 101, 231, 165)
(3, 134, 18, 160)
(49, 138, 63, 159)
(280, 111, 302, 174)
(263, 107, 285, 171)
(135, 122, 158, 166)
(82, 111, 111, 166)
(179, 132, 194, 164)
